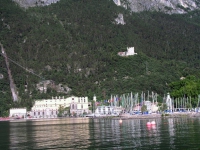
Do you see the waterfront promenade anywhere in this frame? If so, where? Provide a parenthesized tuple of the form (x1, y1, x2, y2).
(119, 112, 200, 119)
(1, 112, 200, 122)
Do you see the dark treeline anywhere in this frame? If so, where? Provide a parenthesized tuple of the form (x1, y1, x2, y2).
(0, 0, 200, 115)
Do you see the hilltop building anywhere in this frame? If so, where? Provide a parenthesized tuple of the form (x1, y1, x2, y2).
(118, 47, 137, 57)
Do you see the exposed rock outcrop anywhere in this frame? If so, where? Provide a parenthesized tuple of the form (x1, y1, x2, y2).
(114, 0, 200, 14)
(13, 0, 60, 8)
(36, 80, 71, 94)
(13, 0, 200, 14)
(0, 74, 4, 79)
(115, 13, 126, 25)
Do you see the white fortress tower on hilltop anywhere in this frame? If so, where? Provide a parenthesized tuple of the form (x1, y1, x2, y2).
(126, 47, 137, 56)
(118, 47, 137, 57)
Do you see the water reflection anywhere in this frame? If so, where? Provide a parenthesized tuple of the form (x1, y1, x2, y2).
(3, 117, 200, 149)
(88, 119, 162, 149)
(9, 118, 90, 149)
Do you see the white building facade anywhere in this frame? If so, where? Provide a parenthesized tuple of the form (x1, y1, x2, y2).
(95, 106, 122, 115)
(118, 47, 137, 57)
(9, 108, 27, 118)
(143, 101, 158, 113)
(30, 96, 89, 118)
(126, 47, 137, 56)
(70, 96, 89, 115)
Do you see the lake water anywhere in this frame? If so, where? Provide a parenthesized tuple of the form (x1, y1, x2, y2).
(0, 117, 200, 150)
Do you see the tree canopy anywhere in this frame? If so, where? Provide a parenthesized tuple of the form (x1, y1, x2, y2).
(0, 0, 200, 115)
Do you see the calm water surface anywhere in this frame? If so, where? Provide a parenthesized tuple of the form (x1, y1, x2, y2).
(0, 117, 200, 150)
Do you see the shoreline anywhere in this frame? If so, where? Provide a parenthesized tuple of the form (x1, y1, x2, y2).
(116, 112, 200, 120)
(1, 112, 200, 122)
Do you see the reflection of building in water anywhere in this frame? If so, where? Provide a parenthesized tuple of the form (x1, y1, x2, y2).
(30, 96, 89, 118)
(89, 119, 162, 148)
(10, 118, 90, 149)
(9, 121, 28, 149)
(168, 118, 175, 148)
(168, 118, 174, 137)
(145, 119, 161, 146)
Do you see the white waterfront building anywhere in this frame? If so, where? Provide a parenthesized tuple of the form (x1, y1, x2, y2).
(30, 96, 89, 118)
(143, 101, 158, 113)
(9, 108, 27, 118)
(95, 106, 122, 115)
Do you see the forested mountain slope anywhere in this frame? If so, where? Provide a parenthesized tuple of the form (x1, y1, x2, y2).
(0, 0, 200, 114)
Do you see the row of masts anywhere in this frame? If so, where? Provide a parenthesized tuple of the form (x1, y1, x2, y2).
(108, 91, 200, 111)
(172, 95, 200, 111)
(109, 91, 158, 112)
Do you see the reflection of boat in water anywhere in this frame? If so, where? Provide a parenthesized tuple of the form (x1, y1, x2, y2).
(85, 113, 118, 117)
(86, 113, 105, 117)
(85, 113, 96, 117)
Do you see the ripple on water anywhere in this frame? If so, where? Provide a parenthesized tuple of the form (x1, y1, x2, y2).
(0, 117, 200, 149)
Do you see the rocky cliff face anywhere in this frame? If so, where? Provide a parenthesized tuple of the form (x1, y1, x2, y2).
(13, 0, 59, 8)
(13, 0, 200, 14)
(114, 0, 200, 14)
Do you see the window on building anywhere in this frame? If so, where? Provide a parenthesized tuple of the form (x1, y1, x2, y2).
(34, 112, 35, 116)
(52, 111, 53, 115)
(84, 99, 85, 103)
(72, 104, 74, 109)
(43, 112, 44, 115)
(38, 112, 40, 115)
(78, 99, 80, 103)
(81, 105, 83, 109)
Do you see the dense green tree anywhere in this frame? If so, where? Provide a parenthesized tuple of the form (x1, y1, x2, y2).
(169, 76, 200, 98)
(0, 0, 200, 115)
